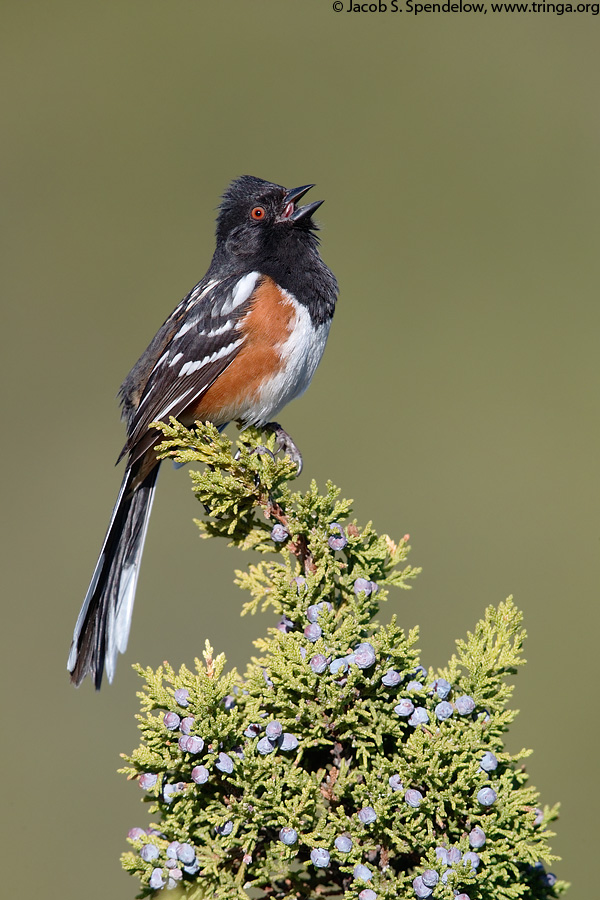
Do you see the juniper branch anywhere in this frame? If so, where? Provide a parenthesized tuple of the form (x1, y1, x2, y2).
(119, 420, 566, 900)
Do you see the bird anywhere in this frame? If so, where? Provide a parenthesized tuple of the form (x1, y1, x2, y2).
(67, 175, 338, 689)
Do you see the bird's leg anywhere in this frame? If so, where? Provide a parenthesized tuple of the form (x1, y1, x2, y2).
(264, 422, 303, 474)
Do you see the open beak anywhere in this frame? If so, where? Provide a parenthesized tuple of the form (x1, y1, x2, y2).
(284, 184, 324, 225)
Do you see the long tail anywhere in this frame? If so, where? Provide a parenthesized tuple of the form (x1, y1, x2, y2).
(67, 459, 160, 689)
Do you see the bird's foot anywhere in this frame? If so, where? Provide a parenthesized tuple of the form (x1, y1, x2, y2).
(236, 444, 276, 463)
(264, 422, 303, 475)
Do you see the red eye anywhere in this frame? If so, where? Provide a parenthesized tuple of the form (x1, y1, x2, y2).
(251, 206, 266, 221)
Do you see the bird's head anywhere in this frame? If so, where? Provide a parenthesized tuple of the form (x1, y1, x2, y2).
(215, 176, 323, 264)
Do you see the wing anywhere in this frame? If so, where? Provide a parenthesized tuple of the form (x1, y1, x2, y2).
(120, 271, 262, 465)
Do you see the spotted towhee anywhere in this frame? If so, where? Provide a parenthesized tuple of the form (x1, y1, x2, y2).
(67, 176, 338, 689)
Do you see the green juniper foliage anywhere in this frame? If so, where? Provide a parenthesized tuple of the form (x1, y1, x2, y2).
(120, 421, 567, 900)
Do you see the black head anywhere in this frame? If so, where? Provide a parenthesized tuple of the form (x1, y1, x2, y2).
(213, 176, 324, 267)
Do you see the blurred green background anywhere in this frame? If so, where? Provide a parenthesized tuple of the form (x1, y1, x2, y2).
(2, 0, 597, 896)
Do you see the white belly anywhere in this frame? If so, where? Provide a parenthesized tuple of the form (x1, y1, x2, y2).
(241, 289, 332, 426)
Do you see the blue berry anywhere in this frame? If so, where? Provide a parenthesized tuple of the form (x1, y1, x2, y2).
(216, 752, 234, 774)
(216, 821, 233, 836)
(462, 851, 480, 870)
(244, 723, 261, 738)
(409, 707, 429, 726)
(305, 604, 319, 623)
(167, 870, 182, 889)
(183, 861, 200, 876)
(307, 602, 331, 623)
(454, 895, 471, 900)
(412, 875, 433, 898)
(174, 688, 189, 707)
(310, 848, 330, 868)
(435, 701, 453, 721)
(357, 806, 377, 824)
(468, 826, 486, 848)
(435, 847, 449, 865)
(257, 736, 276, 755)
(265, 720, 283, 741)
(163, 712, 180, 730)
(533, 807, 544, 826)
(406, 680, 424, 692)
(354, 642, 376, 669)
(394, 699, 415, 717)
(180, 716, 195, 735)
(430, 678, 452, 699)
(330, 657, 349, 675)
(353, 864, 373, 881)
(128, 828, 146, 841)
(140, 844, 160, 862)
(149, 868, 165, 890)
(163, 782, 184, 803)
(382, 668, 402, 687)
(139, 773, 158, 790)
(271, 524, 288, 542)
(304, 623, 322, 642)
(480, 751, 498, 772)
(279, 827, 298, 845)
(456, 695, 476, 715)
(448, 847, 462, 864)
(191, 764, 209, 784)
(388, 774, 403, 791)
(328, 524, 348, 551)
(310, 654, 328, 674)
(176, 844, 196, 865)
(185, 735, 205, 755)
(279, 732, 299, 751)
(404, 789, 424, 807)
(353, 578, 373, 595)
(223, 694, 236, 710)
(477, 786, 497, 806)
(276, 616, 295, 633)
(166, 842, 180, 859)
(334, 834, 353, 853)
(422, 869, 439, 887)
(359, 891, 377, 900)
